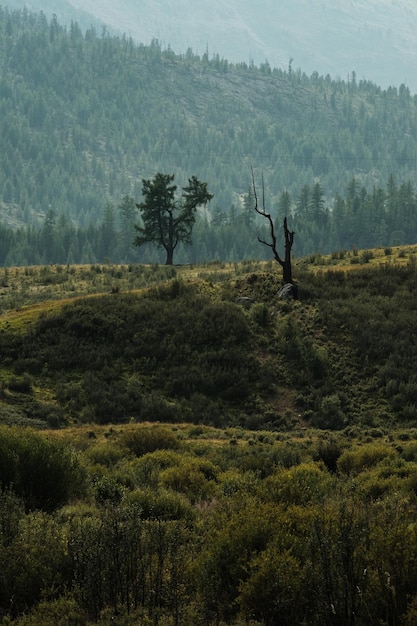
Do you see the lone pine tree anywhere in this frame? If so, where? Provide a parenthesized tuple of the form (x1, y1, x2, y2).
(134, 173, 213, 265)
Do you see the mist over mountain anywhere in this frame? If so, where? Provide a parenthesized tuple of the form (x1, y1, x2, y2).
(5, 0, 417, 92)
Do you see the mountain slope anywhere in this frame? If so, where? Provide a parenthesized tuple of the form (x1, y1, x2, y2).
(6, 0, 417, 91)
(1, 257, 417, 430)
(1, 8, 417, 265)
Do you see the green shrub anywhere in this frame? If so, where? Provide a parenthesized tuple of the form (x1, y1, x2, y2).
(249, 302, 271, 326)
(399, 443, 417, 462)
(309, 394, 347, 430)
(314, 439, 343, 472)
(10, 596, 84, 626)
(160, 458, 218, 503)
(361, 250, 374, 263)
(261, 462, 332, 506)
(0, 487, 24, 547)
(120, 425, 179, 457)
(7, 374, 33, 393)
(94, 475, 125, 505)
(85, 442, 126, 468)
(238, 544, 303, 625)
(128, 449, 182, 489)
(337, 443, 396, 475)
(0, 427, 87, 512)
(126, 487, 194, 520)
(1, 512, 71, 617)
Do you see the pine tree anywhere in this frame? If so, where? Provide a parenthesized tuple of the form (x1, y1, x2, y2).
(134, 173, 212, 265)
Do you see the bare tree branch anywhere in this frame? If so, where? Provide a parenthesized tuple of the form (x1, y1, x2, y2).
(251, 167, 295, 288)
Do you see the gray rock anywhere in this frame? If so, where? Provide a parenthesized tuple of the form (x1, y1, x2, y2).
(235, 296, 255, 308)
(278, 283, 298, 300)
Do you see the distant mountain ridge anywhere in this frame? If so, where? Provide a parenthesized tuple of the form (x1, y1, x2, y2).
(5, 0, 417, 92)
(2, 4, 417, 266)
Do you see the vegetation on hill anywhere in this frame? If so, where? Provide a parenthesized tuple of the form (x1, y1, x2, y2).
(1, 256, 417, 623)
(1, 9, 417, 265)
(1, 251, 417, 432)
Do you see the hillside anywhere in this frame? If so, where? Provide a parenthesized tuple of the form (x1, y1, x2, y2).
(1, 8, 417, 265)
(6, 0, 417, 92)
(2, 258, 417, 623)
(67, 0, 417, 92)
(1, 251, 417, 431)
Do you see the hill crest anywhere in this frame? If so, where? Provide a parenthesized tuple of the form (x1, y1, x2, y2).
(6, 0, 417, 91)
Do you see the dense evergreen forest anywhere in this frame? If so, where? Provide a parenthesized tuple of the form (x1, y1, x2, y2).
(1, 8, 417, 264)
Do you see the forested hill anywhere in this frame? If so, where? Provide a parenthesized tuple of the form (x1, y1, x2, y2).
(7, 0, 417, 92)
(1, 8, 417, 265)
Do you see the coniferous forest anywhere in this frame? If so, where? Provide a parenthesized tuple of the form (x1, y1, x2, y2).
(0, 8, 417, 265)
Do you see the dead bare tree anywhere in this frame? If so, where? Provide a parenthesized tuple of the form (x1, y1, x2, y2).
(251, 168, 297, 298)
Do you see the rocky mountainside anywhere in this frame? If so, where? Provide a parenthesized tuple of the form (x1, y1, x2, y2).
(6, 0, 417, 91)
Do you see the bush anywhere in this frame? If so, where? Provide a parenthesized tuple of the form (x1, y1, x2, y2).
(1, 512, 72, 617)
(160, 458, 218, 503)
(85, 442, 126, 468)
(120, 425, 179, 457)
(337, 443, 396, 476)
(126, 487, 194, 520)
(10, 596, 84, 626)
(249, 302, 271, 326)
(1, 284, 263, 428)
(309, 394, 347, 430)
(261, 462, 332, 506)
(7, 374, 33, 393)
(94, 476, 125, 505)
(0, 427, 87, 512)
(314, 439, 343, 472)
(0, 487, 24, 547)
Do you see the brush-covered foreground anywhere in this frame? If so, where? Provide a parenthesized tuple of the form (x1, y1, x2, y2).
(2, 422, 417, 625)
(1, 251, 417, 624)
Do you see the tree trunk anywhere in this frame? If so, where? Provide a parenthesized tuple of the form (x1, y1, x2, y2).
(282, 217, 294, 284)
(165, 247, 174, 265)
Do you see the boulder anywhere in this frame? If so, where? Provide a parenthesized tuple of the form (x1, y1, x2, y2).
(278, 283, 298, 300)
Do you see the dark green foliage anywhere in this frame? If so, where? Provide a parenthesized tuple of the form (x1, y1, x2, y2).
(7, 597, 85, 626)
(3, 424, 417, 624)
(0, 427, 86, 512)
(120, 425, 179, 457)
(134, 173, 212, 265)
(0, 487, 24, 547)
(0, 511, 72, 619)
(94, 476, 124, 505)
(314, 439, 343, 472)
(307, 263, 417, 423)
(127, 488, 194, 521)
(1, 283, 260, 425)
(68, 507, 191, 622)
(6, 374, 32, 393)
(5, 261, 417, 429)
